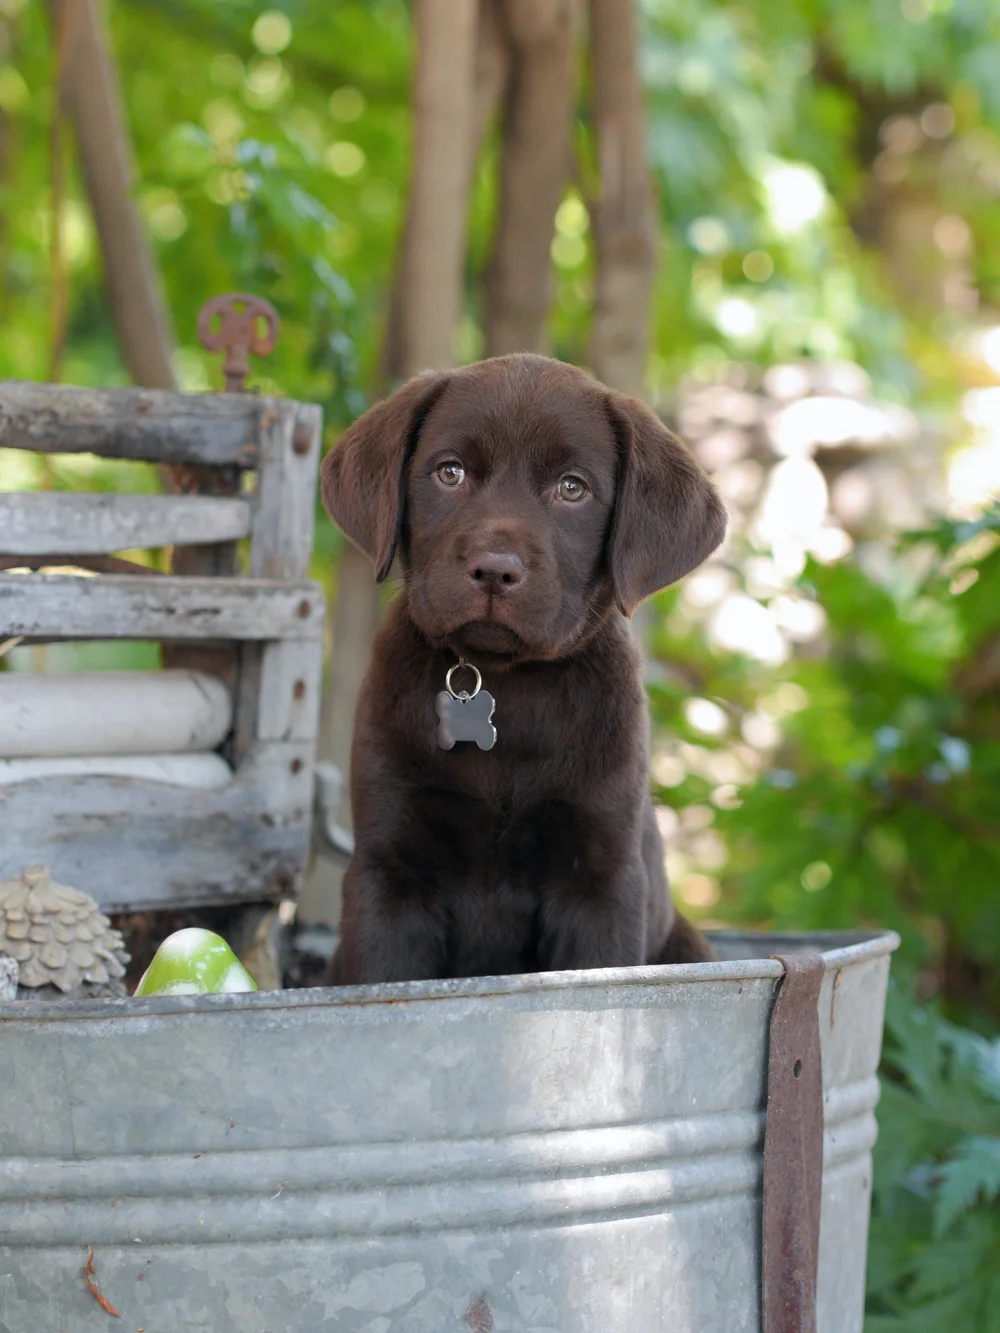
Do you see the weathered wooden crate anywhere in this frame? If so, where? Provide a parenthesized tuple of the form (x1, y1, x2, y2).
(0, 378, 324, 915)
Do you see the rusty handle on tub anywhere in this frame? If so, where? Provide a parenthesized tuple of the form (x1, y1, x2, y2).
(763, 953, 825, 1333)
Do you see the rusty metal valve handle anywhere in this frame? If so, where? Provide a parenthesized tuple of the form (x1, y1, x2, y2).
(197, 293, 280, 393)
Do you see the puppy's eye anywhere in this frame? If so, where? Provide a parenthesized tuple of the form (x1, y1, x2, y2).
(557, 475, 588, 503)
(436, 461, 465, 488)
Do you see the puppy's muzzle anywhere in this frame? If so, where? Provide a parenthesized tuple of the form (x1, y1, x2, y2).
(466, 549, 524, 596)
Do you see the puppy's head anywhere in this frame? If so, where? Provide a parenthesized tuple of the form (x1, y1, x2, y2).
(322, 354, 726, 662)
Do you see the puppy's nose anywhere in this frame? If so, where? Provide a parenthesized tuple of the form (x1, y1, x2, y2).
(467, 550, 524, 592)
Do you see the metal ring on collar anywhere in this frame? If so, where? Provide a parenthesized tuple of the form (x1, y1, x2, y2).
(445, 661, 482, 700)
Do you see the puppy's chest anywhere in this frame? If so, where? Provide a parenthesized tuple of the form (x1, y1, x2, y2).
(435, 793, 584, 894)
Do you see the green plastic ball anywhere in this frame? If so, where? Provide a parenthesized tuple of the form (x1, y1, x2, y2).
(134, 927, 258, 997)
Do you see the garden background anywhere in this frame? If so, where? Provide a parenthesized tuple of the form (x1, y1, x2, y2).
(1, 0, 998, 1324)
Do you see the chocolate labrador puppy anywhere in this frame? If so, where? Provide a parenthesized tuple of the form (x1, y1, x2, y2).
(321, 353, 726, 984)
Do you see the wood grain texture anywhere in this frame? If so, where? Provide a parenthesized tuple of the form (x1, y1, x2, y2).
(0, 742, 313, 912)
(0, 751, 233, 789)
(0, 572, 324, 640)
(256, 639, 324, 742)
(0, 383, 326, 917)
(0, 381, 262, 466)
(0, 491, 252, 555)
(250, 400, 322, 580)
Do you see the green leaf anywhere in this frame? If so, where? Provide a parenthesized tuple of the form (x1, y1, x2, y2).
(934, 1136, 1000, 1236)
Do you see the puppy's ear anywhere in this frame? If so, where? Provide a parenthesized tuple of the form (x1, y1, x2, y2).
(321, 372, 451, 581)
(605, 392, 727, 615)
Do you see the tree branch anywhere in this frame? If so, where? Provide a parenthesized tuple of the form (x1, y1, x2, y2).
(380, 0, 505, 386)
(54, 0, 176, 389)
(399, 0, 480, 374)
(483, 0, 581, 357)
(587, 0, 657, 397)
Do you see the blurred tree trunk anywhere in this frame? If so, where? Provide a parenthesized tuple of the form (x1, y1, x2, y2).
(470, 0, 512, 172)
(588, 0, 657, 645)
(52, 0, 176, 389)
(303, 0, 481, 927)
(587, 0, 657, 398)
(484, 0, 580, 356)
(380, 0, 506, 387)
(399, 0, 481, 372)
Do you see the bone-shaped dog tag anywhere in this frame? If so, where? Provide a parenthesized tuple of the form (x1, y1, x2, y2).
(436, 662, 497, 752)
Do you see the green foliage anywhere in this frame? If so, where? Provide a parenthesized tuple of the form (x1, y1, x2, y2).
(866, 987, 1000, 1330)
(648, 510, 1000, 1005)
(637, 0, 1000, 397)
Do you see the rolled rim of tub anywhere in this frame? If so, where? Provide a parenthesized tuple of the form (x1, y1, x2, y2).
(0, 928, 900, 1017)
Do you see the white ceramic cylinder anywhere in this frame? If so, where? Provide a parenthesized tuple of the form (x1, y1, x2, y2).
(0, 670, 232, 758)
(0, 752, 233, 788)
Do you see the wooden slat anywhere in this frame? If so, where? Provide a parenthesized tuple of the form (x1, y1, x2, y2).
(250, 400, 322, 580)
(0, 381, 264, 466)
(0, 491, 253, 556)
(230, 641, 264, 764)
(0, 742, 314, 912)
(0, 572, 324, 640)
(257, 639, 324, 742)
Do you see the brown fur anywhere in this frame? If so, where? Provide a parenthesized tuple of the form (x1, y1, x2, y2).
(321, 354, 726, 984)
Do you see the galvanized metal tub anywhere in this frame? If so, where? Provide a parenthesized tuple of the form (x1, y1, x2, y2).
(0, 929, 897, 1332)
